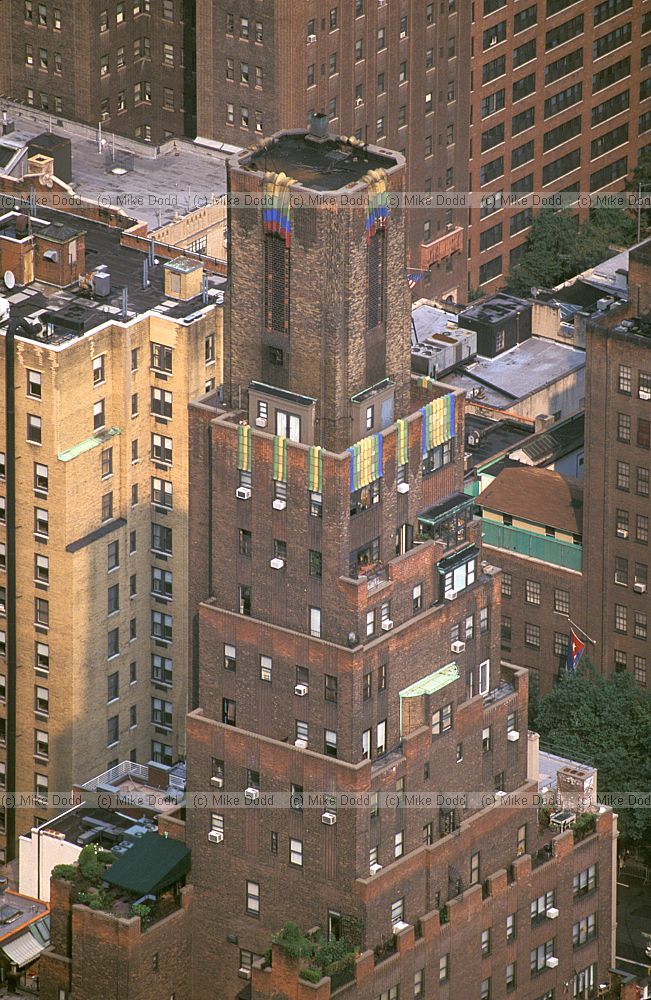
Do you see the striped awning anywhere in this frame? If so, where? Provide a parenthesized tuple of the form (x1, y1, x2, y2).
(2, 932, 44, 968)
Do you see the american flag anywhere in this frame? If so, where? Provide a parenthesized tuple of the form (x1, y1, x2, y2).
(407, 272, 424, 290)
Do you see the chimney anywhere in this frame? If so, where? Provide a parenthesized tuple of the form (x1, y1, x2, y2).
(306, 112, 329, 142)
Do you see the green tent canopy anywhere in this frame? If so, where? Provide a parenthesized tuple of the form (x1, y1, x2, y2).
(103, 833, 190, 897)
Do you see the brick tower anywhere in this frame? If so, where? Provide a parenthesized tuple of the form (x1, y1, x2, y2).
(185, 126, 616, 1000)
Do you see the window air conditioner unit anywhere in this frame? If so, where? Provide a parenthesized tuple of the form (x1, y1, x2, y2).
(295, 738, 308, 749)
(546, 956, 559, 968)
(255, 416, 267, 427)
(507, 730, 520, 742)
(322, 811, 337, 825)
(239, 968, 252, 980)
(210, 775, 224, 788)
(634, 582, 647, 593)
(445, 589, 457, 601)
(370, 863, 382, 874)
(381, 619, 394, 631)
(270, 557, 285, 569)
(640, 389, 651, 400)
(616, 528, 628, 538)
(397, 482, 410, 494)
(244, 787, 260, 801)
(295, 683, 309, 696)
(495, 790, 507, 799)
(236, 487, 251, 500)
(307, 32, 316, 42)
(355, 98, 363, 107)
(272, 499, 286, 510)
(546, 907, 559, 919)
(208, 830, 223, 843)
(393, 920, 409, 933)
(451, 640, 465, 654)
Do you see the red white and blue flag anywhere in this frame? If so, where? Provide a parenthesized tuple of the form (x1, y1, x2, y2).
(566, 628, 586, 672)
(408, 273, 424, 290)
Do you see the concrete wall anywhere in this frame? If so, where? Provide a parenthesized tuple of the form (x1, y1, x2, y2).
(19, 827, 81, 902)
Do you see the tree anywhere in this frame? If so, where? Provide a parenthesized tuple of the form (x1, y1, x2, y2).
(627, 147, 651, 232)
(507, 204, 638, 297)
(529, 668, 651, 852)
(508, 208, 579, 296)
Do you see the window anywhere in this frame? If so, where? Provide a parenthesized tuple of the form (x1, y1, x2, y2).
(635, 610, 647, 639)
(152, 654, 172, 685)
(152, 477, 173, 509)
(470, 851, 481, 885)
(639, 418, 651, 450)
(530, 939, 555, 974)
(594, 0, 631, 25)
(637, 467, 650, 496)
(481, 928, 491, 957)
(309, 550, 322, 578)
(151, 611, 172, 642)
(480, 156, 504, 185)
(324, 674, 337, 703)
(35, 773, 48, 802)
(151, 387, 173, 419)
(26, 412, 43, 445)
(35, 597, 49, 627)
(246, 881, 260, 916)
(101, 492, 113, 522)
(506, 913, 516, 941)
(431, 704, 452, 737)
(482, 89, 505, 118)
(634, 656, 647, 685)
(151, 523, 172, 554)
(289, 838, 303, 867)
(573, 913, 596, 947)
(483, 55, 506, 84)
(525, 623, 541, 648)
(260, 656, 272, 682)
(525, 580, 541, 605)
(152, 434, 172, 465)
(574, 864, 597, 896)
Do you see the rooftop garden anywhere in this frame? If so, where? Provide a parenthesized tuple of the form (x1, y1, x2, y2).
(271, 921, 360, 988)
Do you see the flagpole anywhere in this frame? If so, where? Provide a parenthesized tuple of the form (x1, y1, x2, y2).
(558, 613, 597, 646)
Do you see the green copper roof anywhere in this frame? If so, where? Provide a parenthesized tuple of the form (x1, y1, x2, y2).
(58, 427, 120, 463)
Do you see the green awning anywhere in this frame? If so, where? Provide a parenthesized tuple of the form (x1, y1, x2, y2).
(103, 833, 190, 897)
(399, 663, 460, 737)
(58, 426, 120, 463)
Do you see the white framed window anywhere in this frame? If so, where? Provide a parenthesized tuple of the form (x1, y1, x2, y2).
(376, 719, 386, 755)
(290, 838, 303, 867)
(479, 659, 490, 695)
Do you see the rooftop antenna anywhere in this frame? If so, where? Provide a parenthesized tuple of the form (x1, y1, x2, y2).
(121, 287, 128, 321)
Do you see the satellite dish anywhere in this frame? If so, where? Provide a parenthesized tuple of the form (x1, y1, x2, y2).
(4, 271, 15, 291)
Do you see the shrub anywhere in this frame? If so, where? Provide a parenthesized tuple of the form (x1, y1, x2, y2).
(51, 864, 77, 881)
(272, 922, 314, 962)
(299, 967, 322, 984)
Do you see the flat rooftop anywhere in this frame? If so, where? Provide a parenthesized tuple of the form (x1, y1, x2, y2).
(0, 891, 48, 943)
(465, 414, 532, 469)
(1, 101, 229, 228)
(441, 337, 585, 406)
(459, 292, 531, 327)
(514, 412, 584, 465)
(0, 199, 224, 342)
(241, 132, 398, 191)
(411, 302, 460, 345)
(479, 466, 583, 534)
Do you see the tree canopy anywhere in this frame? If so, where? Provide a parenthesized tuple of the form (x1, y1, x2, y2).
(529, 667, 651, 852)
(508, 206, 637, 297)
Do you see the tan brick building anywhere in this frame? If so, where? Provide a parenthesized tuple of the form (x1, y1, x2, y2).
(0, 207, 223, 859)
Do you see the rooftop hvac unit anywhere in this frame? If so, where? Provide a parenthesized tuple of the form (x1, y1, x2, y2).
(507, 730, 520, 742)
(272, 498, 286, 510)
(321, 811, 337, 825)
(244, 787, 260, 801)
(370, 863, 382, 874)
(381, 619, 394, 631)
(295, 739, 308, 749)
(270, 557, 285, 569)
(397, 482, 410, 494)
(545, 956, 559, 969)
(255, 416, 267, 427)
(451, 640, 465, 654)
(294, 684, 308, 697)
(210, 776, 223, 788)
(236, 487, 251, 500)
(445, 589, 457, 601)
(207, 830, 223, 843)
(546, 907, 559, 919)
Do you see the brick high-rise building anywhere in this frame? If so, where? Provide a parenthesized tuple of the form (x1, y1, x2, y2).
(196, 0, 471, 300)
(0, 206, 223, 859)
(468, 0, 651, 295)
(4, 0, 196, 144)
(184, 126, 616, 1000)
(197, 0, 651, 302)
(583, 239, 651, 689)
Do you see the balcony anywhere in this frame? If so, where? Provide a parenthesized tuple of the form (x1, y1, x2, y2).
(482, 680, 516, 707)
(481, 519, 582, 572)
(418, 493, 475, 554)
(419, 226, 464, 269)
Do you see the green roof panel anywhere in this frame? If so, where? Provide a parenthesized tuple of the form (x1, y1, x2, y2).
(58, 427, 120, 463)
(399, 662, 460, 701)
